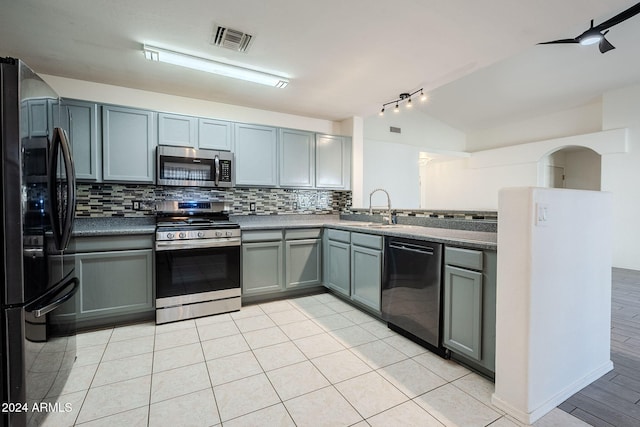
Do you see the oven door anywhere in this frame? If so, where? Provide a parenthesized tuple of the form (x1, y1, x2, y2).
(155, 245, 240, 300)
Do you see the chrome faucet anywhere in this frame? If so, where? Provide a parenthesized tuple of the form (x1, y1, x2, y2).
(369, 188, 393, 224)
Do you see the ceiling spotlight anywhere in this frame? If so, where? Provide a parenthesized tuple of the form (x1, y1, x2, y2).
(379, 88, 425, 116)
(142, 44, 290, 88)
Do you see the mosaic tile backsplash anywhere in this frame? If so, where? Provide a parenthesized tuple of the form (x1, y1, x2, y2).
(75, 184, 352, 217)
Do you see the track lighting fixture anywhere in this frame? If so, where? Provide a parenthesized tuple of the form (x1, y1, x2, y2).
(379, 88, 425, 116)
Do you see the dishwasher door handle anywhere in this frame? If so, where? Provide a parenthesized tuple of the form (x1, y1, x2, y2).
(389, 242, 435, 255)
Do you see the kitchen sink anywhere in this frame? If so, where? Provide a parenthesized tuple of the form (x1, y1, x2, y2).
(362, 223, 402, 229)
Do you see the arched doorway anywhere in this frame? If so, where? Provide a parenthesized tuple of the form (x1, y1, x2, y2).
(540, 146, 601, 190)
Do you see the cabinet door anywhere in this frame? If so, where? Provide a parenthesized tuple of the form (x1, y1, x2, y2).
(102, 106, 156, 183)
(28, 99, 49, 137)
(158, 112, 197, 147)
(351, 245, 382, 311)
(285, 238, 321, 289)
(66, 101, 100, 181)
(76, 249, 154, 319)
(242, 241, 284, 295)
(316, 134, 351, 189)
(279, 129, 314, 187)
(199, 118, 233, 151)
(443, 265, 483, 361)
(234, 123, 278, 186)
(325, 240, 350, 297)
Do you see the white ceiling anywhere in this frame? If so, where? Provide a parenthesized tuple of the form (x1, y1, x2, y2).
(1, 0, 639, 130)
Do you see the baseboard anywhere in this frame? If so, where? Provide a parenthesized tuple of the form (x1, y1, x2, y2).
(491, 359, 614, 425)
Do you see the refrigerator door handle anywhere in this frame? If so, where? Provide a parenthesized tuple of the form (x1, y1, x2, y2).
(48, 127, 76, 251)
(25, 276, 79, 318)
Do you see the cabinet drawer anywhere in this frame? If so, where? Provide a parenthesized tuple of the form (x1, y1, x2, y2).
(326, 229, 350, 243)
(351, 232, 383, 250)
(445, 246, 483, 270)
(74, 235, 154, 252)
(285, 228, 321, 240)
(242, 229, 283, 242)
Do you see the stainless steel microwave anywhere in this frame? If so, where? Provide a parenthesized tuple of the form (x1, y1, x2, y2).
(156, 145, 233, 188)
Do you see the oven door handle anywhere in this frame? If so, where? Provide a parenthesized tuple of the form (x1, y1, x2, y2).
(155, 237, 241, 251)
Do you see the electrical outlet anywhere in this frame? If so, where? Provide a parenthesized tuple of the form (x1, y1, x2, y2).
(249, 202, 256, 212)
(132, 201, 140, 210)
(293, 202, 298, 210)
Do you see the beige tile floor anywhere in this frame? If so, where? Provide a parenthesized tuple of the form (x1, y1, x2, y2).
(38, 293, 590, 426)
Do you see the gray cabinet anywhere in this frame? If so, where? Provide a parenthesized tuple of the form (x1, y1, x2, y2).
(234, 123, 278, 186)
(350, 233, 382, 312)
(279, 129, 314, 188)
(316, 134, 351, 190)
(242, 230, 284, 296)
(199, 118, 233, 151)
(28, 99, 49, 137)
(285, 229, 322, 289)
(323, 229, 351, 297)
(102, 105, 156, 183)
(74, 235, 154, 328)
(443, 246, 497, 374)
(158, 112, 197, 147)
(53, 100, 101, 181)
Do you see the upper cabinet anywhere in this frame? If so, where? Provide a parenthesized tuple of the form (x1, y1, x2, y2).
(158, 112, 233, 151)
(52, 100, 101, 181)
(279, 129, 314, 188)
(102, 106, 156, 183)
(157, 113, 197, 148)
(199, 118, 233, 151)
(316, 134, 351, 190)
(234, 123, 278, 187)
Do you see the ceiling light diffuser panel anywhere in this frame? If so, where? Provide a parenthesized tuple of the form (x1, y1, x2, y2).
(142, 44, 289, 88)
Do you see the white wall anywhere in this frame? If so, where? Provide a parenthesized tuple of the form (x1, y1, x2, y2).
(422, 129, 626, 211)
(467, 101, 603, 151)
(601, 84, 640, 270)
(363, 139, 421, 209)
(41, 74, 342, 135)
(354, 109, 466, 208)
(493, 187, 613, 424)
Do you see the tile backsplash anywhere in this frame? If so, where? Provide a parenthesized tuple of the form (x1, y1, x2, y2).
(75, 184, 352, 217)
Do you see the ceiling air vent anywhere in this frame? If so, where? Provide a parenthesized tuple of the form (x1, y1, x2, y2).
(390, 126, 401, 134)
(211, 25, 253, 52)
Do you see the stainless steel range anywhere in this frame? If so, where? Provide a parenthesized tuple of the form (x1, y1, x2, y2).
(155, 200, 241, 324)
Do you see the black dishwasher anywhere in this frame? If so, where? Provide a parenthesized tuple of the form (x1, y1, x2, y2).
(381, 237, 446, 356)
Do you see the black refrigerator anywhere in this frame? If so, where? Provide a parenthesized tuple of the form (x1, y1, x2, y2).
(1, 58, 78, 427)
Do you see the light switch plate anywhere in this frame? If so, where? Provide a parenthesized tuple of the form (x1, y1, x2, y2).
(536, 203, 549, 226)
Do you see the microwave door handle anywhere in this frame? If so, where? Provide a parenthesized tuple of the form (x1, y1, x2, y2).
(57, 127, 76, 250)
(214, 155, 220, 186)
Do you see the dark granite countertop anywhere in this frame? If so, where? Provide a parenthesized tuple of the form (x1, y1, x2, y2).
(235, 215, 496, 250)
(72, 214, 497, 250)
(72, 217, 156, 237)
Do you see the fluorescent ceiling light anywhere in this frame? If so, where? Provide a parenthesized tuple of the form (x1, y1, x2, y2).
(142, 44, 289, 88)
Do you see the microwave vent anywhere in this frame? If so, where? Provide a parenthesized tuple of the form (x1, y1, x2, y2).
(211, 25, 253, 52)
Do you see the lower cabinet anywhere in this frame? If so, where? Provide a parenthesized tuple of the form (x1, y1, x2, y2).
(323, 229, 351, 297)
(323, 229, 382, 313)
(74, 235, 154, 328)
(242, 237, 284, 296)
(443, 246, 497, 375)
(241, 228, 322, 298)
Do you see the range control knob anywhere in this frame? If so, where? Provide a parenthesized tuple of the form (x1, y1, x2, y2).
(215, 231, 223, 237)
(197, 231, 205, 238)
(225, 231, 233, 237)
(179, 232, 187, 239)
(166, 233, 175, 240)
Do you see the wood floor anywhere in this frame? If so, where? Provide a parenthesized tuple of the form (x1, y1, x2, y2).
(559, 268, 640, 427)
